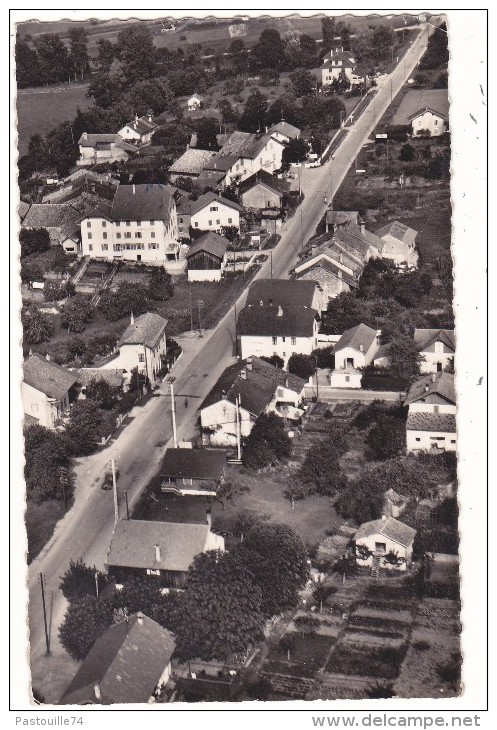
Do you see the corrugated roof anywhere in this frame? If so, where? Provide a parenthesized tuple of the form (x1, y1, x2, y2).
(413, 328, 455, 352)
(186, 232, 229, 261)
(107, 519, 211, 573)
(376, 220, 418, 246)
(201, 356, 306, 415)
(237, 304, 317, 338)
(268, 121, 301, 139)
(59, 613, 175, 705)
(161, 448, 226, 479)
(24, 354, 77, 400)
(405, 371, 456, 406)
(189, 191, 242, 217)
(354, 516, 416, 548)
(117, 312, 168, 349)
(391, 89, 449, 126)
(406, 412, 456, 433)
(169, 149, 218, 175)
(246, 279, 317, 308)
(111, 184, 175, 222)
(333, 323, 378, 354)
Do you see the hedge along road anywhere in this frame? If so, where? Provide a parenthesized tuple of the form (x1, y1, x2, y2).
(26, 25, 430, 703)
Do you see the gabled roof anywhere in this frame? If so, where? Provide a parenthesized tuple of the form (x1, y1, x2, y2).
(23, 354, 77, 400)
(107, 519, 212, 573)
(188, 94, 203, 102)
(117, 312, 168, 349)
(246, 279, 317, 309)
(201, 356, 307, 416)
(77, 134, 138, 154)
(391, 89, 449, 126)
(59, 613, 175, 705)
(413, 328, 455, 352)
(384, 489, 408, 506)
(186, 232, 229, 261)
(189, 191, 242, 217)
(22, 203, 82, 230)
(334, 222, 384, 256)
(195, 169, 228, 190)
(376, 220, 417, 246)
(161, 448, 226, 480)
(404, 371, 456, 406)
(322, 51, 356, 68)
(73, 368, 126, 388)
(238, 169, 290, 197)
(294, 258, 357, 289)
(121, 115, 158, 136)
(19, 201, 31, 221)
(406, 411, 456, 433)
(204, 153, 241, 173)
(267, 121, 301, 140)
(326, 210, 359, 226)
(169, 149, 218, 175)
(333, 323, 378, 354)
(354, 516, 416, 548)
(111, 184, 175, 222)
(237, 304, 317, 338)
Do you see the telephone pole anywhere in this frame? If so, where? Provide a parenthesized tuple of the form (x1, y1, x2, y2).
(189, 282, 194, 332)
(124, 490, 130, 520)
(197, 299, 203, 337)
(111, 459, 118, 524)
(235, 396, 242, 461)
(167, 377, 178, 448)
(39, 573, 51, 656)
(300, 208, 304, 251)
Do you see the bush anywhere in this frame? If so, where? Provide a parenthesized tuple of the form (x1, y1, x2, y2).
(241, 412, 291, 469)
(412, 640, 431, 651)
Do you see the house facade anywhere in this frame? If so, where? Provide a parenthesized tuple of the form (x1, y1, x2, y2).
(77, 133, 137, 167)
(80, 184, 181, 267)
(118, 114, 157, 146)
(321, 49, 359, 86)
(97, 312, 168, 386)
(354, 516, 417, 572)
(410, 108, 448, 137)
(238, 170, 288, 210)
(204, 132, 285, 187)
(376, 220, 419, 269)
(22, 354, 78, 429)
(189, 192, 242, 234)
(187, 94, 203, 111)
(329, 323, 380, 389)
(414, 328, 455, 373)
(267, 121, 301, 145)
(186, 232, 229, 282)
(200, 356, 306, 446)
(405, 371, 456, 453)
(391, 89, 449, 138)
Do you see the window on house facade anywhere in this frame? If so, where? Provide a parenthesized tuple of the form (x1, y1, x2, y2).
(116, 221, 120, 227)
(210, 206, 218, 212)
(101, 244, 108, 251)
(216, 219, 220, 225)
(194, 222, 199, 228)
(146, 569, 160, 576)
(87, 233, 92, 239)
(116, 233, 121, 239)
(126, 221, 131, 227)
(88, 244, 93, 251)
(136, 220, 141, 226)
(208, 220, 212, 226)
(113, 244, 121, 251)
(415, 437, 421, 442)
(135, 232, 142, 239)
(291, 337, 296, 345)
(228, 218, 232, 224)
(151, 232, 155, 238)
(125, 232, 131, 239)
(434, 405, 440, 414)
(179, 217, 183, 223)
(103, 232, 107, 239)
(102, 221, 106, 227)
(375, 542, 386, 553)
(150, 220, 155, 225)
(87, 221, 91, 228)
(138, 353, 145, 362)
(282, 337, 286, 343)
(272, 336, 277, 345)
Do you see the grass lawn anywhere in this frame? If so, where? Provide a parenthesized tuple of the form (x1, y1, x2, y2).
(25, 498, 69, 563)
(263, 633, 334, 679)
(16, 83, 93, 156)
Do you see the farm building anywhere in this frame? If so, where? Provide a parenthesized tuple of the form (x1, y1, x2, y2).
(186, 232, 230, 282)
(238, 170, 289, 210)
(159, 448, 227, 495)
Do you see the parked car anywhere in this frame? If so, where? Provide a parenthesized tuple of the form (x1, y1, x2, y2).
(102, 467, 120, 490)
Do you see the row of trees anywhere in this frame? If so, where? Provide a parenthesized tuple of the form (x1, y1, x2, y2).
(59, 522, 309, 662)
(16, 28, 90, 87)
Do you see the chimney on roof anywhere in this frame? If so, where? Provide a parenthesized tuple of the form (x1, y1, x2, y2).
(221, 389, 227, 400)
(45, 353, 50, 361)
(130, 312, 134, 326)
(338, 269, 342, 280)
(206, 509, 212, 529)
(154, 544, 161, 562)
(360, 222, 366, 236)
(431, 373, 436, 382)
(137, 612, 144, 625)
(359, 343, 364, 353)
(240, 369, 247, 380)
(425, 384, 430, 392)
(277, 305, 283, 317)
(246, 358, 253, 371)
(82, 132, 88, 140)
(29, 349, 33, 356)
(94, 683, 102, 701)
(148, 112, 152, 123)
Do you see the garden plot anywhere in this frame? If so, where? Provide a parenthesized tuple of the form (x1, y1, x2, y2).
(325, 641, 408, 680)
(262, 633, 335, 679)
(76, 261, 113, 294)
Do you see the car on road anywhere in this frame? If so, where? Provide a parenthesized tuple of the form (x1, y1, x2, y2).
(101, 467, 120, 490)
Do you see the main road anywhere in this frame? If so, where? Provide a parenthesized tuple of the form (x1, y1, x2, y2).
(27, 26, 430, 703)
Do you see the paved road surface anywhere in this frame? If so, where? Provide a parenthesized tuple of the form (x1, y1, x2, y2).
(27, 26, 430, 703)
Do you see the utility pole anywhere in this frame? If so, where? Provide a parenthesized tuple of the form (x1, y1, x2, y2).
(111, 458, 118, 525)
(95, 571, 99, 598)
(189, 282, 193, 332)
(270, 250, 273, 279)
(235, 396, 241, 461)
(197, 299, 203, 337)
(39, 573, 50, 656)
(300, 208, 304, 251)
(124, 490, 130, 520)
(167, 378, 178, 448)
(234, 299, 238, 357)
(330, 154, 335, 210)
(314, 355, 319, 401)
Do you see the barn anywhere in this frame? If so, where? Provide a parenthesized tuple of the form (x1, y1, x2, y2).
(186, 232, 230, 282)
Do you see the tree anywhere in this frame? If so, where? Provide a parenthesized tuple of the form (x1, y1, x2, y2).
(300, 34, 317, 65)
(252, 29, 285, 70)
(290, 68, 314, 98)
(126, 78, 173, 116)
(313, 580, 333, 613)
(419, 22, 449, 70)
(218, 99, 238, 125)
(20, 259, 45, 286)
(24, 424, 72, 503)
(148, 267, 174, 301)
(387, 335, 424, 380)
(399, 143, 416, 162)
(321, 17, 336, 53)
(340, 25, 351, 51)
(21, 305, 54, 345)
(34, 34, 71, 84)
(332, 553, 357, 583)
(298, 438, 347, 496)
(66, 400, 106, 456)
(260, 354, 284, 369)
(236, 523, 309, 617)
(85, 376, 121, 410)
(294, 614, 320, 638)
(98, 281, 151, 320)
(96, 38, 116, 72)
(371, 26, 395, 63)
(195, 117, 219, 150)
(239, 89, 268, 133)
(15, 38, 41, 88)
(117, 25, 157, 84)
(172, 552, 265, 662)
(282, 137, 309, 166)
(60, 560, 108, 603)
(59, 294, 94, 333)
(58, 594, 115, 660)
(366, 413, 406, 461)
(216, 479, 249, 510)
(241, 412, 291, 469)
(20, 229, 50, 258)
(288, 353, 316, 381)
(68, 27, 90, 80)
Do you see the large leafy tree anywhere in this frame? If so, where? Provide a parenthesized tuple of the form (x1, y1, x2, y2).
(290, 68, 315, 98)
(16, 38, 41, 88)
(24, 425, 72, 503)
(98, 280, 151, 321)
(126, 78, 173, 116)
(298, 438, 347, 496)
(59, 294, 94, 333)
(60, 560, 108, 603)
(239, 89, 268, 133)
(172, 552, 265, 662)
(321, 17, 336, 53)
(147, 267, 174, 301)
(117, 25, 157, 84)
(66, 400, 107, 456)
(236, 523, 309, 617)
(366, 413, 406, 461)
(387, 335, 424, 380)
(288, 353, 316, 380)
(20, 229, 50, 258)
(252, 29, 285, 70)
(68, 27, 90, 80)
(241, 412, 291, 469)
(59, 594, 115, 660)
(33, 34, 71, 85)
(195, 117, 220, 151)
(85, 377, 122, 411)
(22, 305, 54, 345)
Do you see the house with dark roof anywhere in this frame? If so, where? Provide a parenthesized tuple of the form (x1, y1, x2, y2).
(200, 356, 307, 446)
(392, 89, 449, 137)
(189, 192, 242, 234)
(354, 516, 417, 572)
(325, 210, 359, 232)
(404, 371, 456, 454)
(22, 203, 85, 246)
(22, 353, 78, 429)
(186, 232, 230, 282)
(238, 170, 290, 210)
(168, 149, 218, 182)
(267, 121, 301, 144)
(106, 517, 224, 586)
(159, 448, 227, 495)
(375, 220, 419, 269)
(97, 312, 169, 386)
(414, 328, 455, 373)
(79, 183, 182, 268)
(77, 132, 138, 167)
(203, 131, 285, 187)
(246, 279, 321, 311)
(118, 113, 158, 146)
(321, 48, 360, 87)
(329, 323, 380, 389)
(59, 613, 175, 705)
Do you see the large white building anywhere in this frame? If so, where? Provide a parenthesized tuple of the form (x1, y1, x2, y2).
(203, 131, 286, 188)
(80, 184, 181, 266)
(404, 371, 456, 453)
(321, 48, 363, 87)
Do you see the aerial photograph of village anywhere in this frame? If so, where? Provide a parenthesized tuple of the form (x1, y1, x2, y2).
(14, 11, 464, 706)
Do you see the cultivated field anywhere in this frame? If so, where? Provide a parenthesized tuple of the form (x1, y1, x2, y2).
(16, 83, 93, 155)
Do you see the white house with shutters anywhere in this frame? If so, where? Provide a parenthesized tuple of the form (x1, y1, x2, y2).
(117, 114, 157, 146)
(413, 329, 455, 374)
(329, 323, 380, 389)
(189, 192, 242, 233)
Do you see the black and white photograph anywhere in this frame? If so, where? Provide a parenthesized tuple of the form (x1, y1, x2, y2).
(9, 8, 487, 715)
